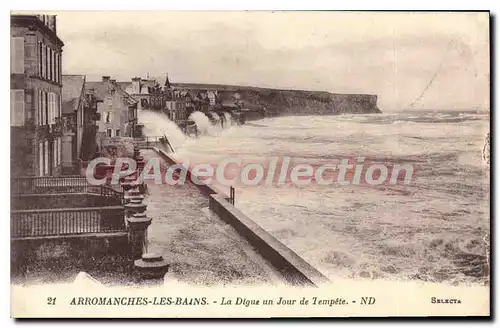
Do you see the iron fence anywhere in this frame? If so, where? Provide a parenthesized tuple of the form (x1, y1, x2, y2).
(11, 206, 126, 238)
(11, 176, 123, 203)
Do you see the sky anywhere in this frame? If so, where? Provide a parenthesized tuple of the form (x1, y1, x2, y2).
(52, 11, 489, 111)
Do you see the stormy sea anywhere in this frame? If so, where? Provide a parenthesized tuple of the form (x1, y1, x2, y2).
(139, 110, 490, 286)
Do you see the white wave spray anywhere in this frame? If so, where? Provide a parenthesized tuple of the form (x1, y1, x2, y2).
(224, 112, 234, 128)
(137, 110, 186, 149)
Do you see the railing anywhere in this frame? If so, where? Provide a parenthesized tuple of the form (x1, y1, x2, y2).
(133, 136, 163, 149)
(134, 136, 175, 152)
(11, 176, 124, 203)
(11, 206, 126, 238)
(228, 186, 235, 205)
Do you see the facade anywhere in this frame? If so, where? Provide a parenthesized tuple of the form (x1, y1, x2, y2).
(123, 76, 167, 111)
(121, 74, 189, 123)
(11, 14, 64, 177)
(87, 76, 138, 140)
(61, 74, 85, 174)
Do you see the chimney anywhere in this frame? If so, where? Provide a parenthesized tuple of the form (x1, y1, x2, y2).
(102, 76, 111, 82)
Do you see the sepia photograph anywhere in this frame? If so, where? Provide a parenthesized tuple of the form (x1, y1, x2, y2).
(9, 10, 490, 318)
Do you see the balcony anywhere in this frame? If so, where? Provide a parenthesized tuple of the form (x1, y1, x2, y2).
(11, 176, 126, 240)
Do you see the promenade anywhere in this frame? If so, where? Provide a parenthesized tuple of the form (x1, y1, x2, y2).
(141, 150, 280, 286)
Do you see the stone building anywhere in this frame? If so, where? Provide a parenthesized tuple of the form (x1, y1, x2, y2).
(61, 74, 86, 174)
(86, 76, 138, 140)
(120, 74, 189, 123)
(11, 14, 64, 176)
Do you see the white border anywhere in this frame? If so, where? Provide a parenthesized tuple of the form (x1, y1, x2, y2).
(2, 1, 495, 326)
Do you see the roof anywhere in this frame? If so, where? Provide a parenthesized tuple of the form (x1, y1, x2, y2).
(116, 82, 132, 91)
(85, 80, 138, 105)
(61, 75, 85, 114)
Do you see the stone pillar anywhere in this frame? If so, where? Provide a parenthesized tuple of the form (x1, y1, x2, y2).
(124, 186, 145, 204)
(124, 197, 147, 218)
(126, 212, 152, 260)
(133, 148, 147, 194)
(133, 147, 141, 159)
(136, 155, 146, 173)
(135, 252, 169, 283)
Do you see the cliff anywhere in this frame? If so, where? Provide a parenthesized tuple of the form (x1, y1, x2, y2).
(172, 82, 382, 115)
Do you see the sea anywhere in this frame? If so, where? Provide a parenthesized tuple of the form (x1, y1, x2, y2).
(138, 109, 490, 286)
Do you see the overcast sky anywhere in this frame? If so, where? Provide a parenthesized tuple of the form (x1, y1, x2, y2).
(54, 11, 489, 111)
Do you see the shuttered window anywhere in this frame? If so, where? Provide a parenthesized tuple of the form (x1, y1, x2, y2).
(49, 93, 53, 124)
(45, 45, 49, 78)
(41, 44, 46, 78)
(10, 89, 25, 127)
(39, 142, 44, 176)
(37, 90, 41, 125)
(38, 42, 42, 76)
(10, 37, 24, 74)
(44, 140, 49, 175)
(54, 52, 58, 83)
(53, 139, 57, 167)
(49, 48, 54, 81)
(45, 92, 48, 125)
(47, 93, 51, 124)
(58, 138, 61, 166)
(41, 91, 45, 125)
(58, 93, 62, 117)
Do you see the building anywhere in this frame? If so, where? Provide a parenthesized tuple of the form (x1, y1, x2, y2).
(119, 74, 189, 123)
(86, 76, 138, 140)
(207, 90, 218, 106)
(11, 14, 64, 177)
(123, 76, 165, 111)
(61, 74, 87, 174)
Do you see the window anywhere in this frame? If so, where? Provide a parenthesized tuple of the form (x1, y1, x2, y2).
(47, 93, 51, 124)
(41, 91, 46, 125)
(10, 90, 25, 127)
(48, 93, 52, 124)
(10, 37, 24, 74)
(105, 111, 113, 123)
(53, 140, 57, 167)
(57, 138, 61, 166)
(107, 129, 112, 137)
(115, 129, 120, 137)
(50, 92, 56, 123)
(38, 42, 42, 76)
(48, 48, 51, 81)
(37, 90, 41, 125)
(41, 44, 46, 78)
(44, 92, 48, 125)
(54, 52, 58, 83)
(39, 142, 44, 176)
(52, 50, 56, 82)
(44, 140, 49, 175)
(45, 45, 49, 78)
(58, 53, 62, 83)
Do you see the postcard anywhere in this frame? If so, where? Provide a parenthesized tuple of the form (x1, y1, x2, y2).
(10, 10, 490, 318)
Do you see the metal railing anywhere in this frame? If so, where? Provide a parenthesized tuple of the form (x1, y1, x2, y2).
(11, 176, 124, 203)
(133, 136, 162, 149)
(229, 186, 235, 205)
(11, 206, 126, 238)
(134, 136, 175, 152)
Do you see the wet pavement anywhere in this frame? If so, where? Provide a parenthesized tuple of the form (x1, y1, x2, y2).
(141, 150, 278, 286)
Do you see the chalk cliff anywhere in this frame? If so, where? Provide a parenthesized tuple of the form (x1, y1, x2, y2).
(172, 82, 382, 116)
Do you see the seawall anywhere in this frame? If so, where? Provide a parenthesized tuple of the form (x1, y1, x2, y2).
(153, 148, 329, 286)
